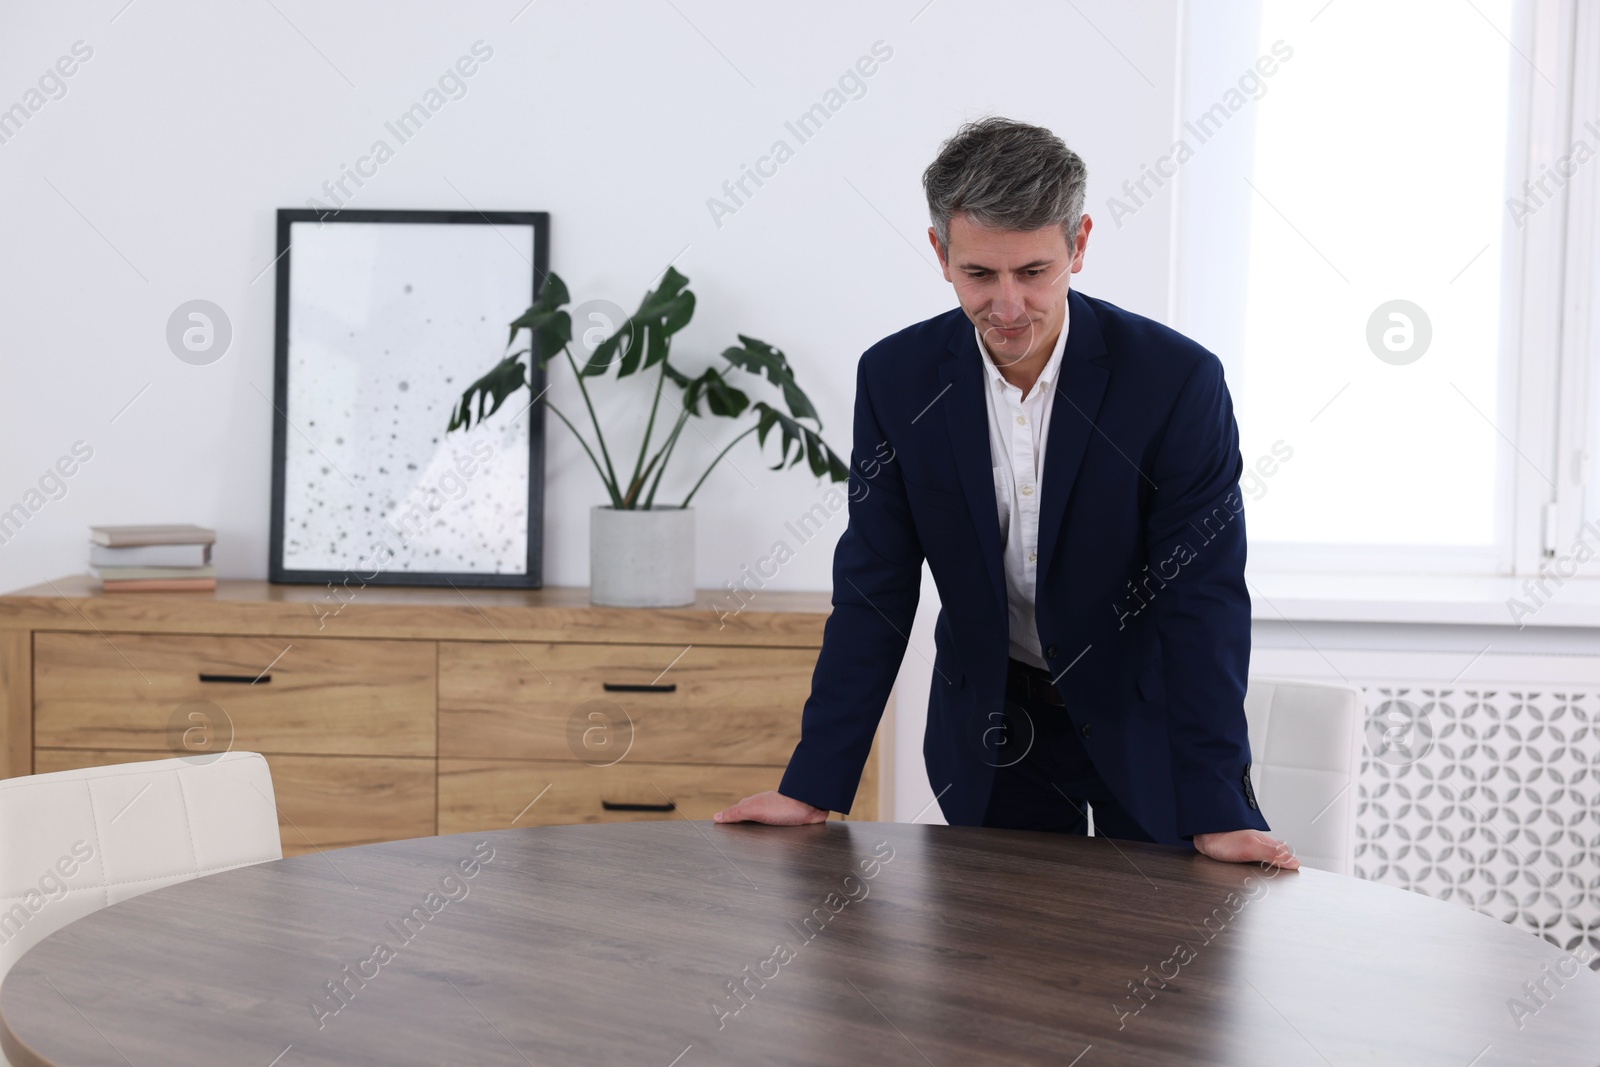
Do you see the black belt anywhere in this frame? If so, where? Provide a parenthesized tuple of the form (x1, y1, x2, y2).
(1005, 657, 1064, 706)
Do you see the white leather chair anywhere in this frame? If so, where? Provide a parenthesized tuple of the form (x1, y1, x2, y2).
(1242, 677, 1365, 875)
(0, 750, 282, 1035)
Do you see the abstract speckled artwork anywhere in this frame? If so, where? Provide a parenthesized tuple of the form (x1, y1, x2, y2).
(271, 212, 546, 585)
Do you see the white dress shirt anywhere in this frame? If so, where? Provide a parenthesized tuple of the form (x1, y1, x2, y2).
(976, 301, 1070, 670)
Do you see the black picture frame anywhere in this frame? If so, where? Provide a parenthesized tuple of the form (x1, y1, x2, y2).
(268, 207, 549, 588)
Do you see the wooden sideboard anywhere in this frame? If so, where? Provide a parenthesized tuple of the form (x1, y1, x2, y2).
(0, 577, 887, 855)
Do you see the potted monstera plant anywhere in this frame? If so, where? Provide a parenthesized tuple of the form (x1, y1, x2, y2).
(446, 267, 847, 607)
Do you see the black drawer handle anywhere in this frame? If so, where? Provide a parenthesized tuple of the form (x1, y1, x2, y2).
(199, 673, 268, 684)
(602, 682, 676, 693)
(601, 799, 676, 812)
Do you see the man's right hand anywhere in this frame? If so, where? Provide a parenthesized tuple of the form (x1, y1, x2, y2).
(713, 791, 828, 825)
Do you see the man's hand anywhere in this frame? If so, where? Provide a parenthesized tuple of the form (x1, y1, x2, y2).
(1193, 829, 1299, 870)
(714, 791, 828, 826)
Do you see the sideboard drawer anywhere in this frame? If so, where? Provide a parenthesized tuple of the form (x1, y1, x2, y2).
(33, 748, 436, 857)
(439, 642, 814, 764)
(440, 755, 879, 834)
(438, 759, 785, 833)
(34, 633, 436, 757)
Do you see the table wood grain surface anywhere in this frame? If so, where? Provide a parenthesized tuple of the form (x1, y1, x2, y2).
(3, 822, 1598, 1066)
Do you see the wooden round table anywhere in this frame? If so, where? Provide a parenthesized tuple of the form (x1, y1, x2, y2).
(3, 822, 1598, 1066)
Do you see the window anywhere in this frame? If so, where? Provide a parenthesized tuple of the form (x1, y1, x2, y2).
(1172, 0, 1582, 576)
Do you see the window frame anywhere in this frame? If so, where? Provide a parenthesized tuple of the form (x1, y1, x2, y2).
(1548, 0, 1600, 571)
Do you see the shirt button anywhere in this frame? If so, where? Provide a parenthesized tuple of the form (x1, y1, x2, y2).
(1028, 551, 1037, 562)
(1020, 485, 1034, 496)
(1015, 415, 1026, 426)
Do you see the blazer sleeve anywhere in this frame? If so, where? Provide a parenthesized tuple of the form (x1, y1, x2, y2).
(1144, 354, 1269, 839)
(778, 356, 924, 813)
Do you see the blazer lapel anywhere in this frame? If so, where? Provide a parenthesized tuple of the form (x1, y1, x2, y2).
(938, 322, 1007, 615)
(1036, 289, 1112, 585)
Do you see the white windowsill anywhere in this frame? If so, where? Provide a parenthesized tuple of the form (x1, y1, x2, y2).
(1245, 570, 1600, 629)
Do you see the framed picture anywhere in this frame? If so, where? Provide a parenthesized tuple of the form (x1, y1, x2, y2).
(268, 207, 549, 588)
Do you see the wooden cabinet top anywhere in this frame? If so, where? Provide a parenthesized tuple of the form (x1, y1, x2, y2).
(0, 576, 832, 647)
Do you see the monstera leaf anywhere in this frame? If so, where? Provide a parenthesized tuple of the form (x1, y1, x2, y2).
(506, 273, 573, 366)
(673, 365, 750, 419)
(449, 274, 573, 432)
(723, 335, 819, 424)
(446, 353, 529, 432)
(586, 266, 695, 378)
(752, 401, 848, 480)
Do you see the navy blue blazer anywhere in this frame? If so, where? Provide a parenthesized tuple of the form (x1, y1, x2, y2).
(777, 288, 1270, 847)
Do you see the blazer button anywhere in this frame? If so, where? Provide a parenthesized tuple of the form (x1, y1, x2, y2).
(1079, 723, 1093, 739)
(1046, 644, 1059, 659)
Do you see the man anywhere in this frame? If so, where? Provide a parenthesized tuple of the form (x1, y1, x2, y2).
(715, 117, 1296, 870)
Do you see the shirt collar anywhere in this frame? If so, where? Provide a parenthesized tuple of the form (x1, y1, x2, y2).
(974, 296, 1071, 394)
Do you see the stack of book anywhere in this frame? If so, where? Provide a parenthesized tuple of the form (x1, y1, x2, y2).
(90, 525, 217, 592)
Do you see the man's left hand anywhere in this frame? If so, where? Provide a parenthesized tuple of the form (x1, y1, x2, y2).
(1192, 829, 1299, 870)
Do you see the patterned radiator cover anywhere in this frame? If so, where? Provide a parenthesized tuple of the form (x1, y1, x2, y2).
(1358, 685, 1600, 971)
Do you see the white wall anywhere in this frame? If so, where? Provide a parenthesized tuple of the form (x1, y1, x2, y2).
(0, 0, 1183, 818)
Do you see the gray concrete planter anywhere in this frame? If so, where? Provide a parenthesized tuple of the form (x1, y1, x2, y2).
(589, 505, 695, 607)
